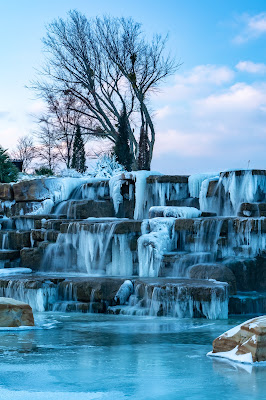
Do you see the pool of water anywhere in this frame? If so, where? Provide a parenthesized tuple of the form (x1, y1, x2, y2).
(0, 313, 265, 399)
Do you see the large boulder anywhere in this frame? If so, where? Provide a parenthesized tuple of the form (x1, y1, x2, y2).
(208, 316, 266, 363)
(189, 263, 237, 294)
(0, 297, 34, 327)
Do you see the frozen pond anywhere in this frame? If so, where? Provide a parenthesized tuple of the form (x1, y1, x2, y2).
(0, 313, 265, 399)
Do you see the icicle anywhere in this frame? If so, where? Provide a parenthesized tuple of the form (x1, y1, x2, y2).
(138, 218, 176, 277)
(189, 173, 219, 198)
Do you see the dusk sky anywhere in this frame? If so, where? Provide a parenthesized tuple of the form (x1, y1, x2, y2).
(1, 0, 266, 174)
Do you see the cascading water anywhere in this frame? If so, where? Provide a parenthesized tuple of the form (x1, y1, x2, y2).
(0, 280, 58, 312)
(118, 281, 228, 319)
(53, 179, 110, 217)
(42, 219, 136, 276)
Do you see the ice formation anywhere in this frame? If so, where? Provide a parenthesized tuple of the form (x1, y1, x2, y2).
(138, 218, 176, 277)
(0, 268, 32, 276)
(149, 206, 201, 218)
(188, 173, 218, 198)
(0, 280, 58, 312)
(199, 170, 266, 216)
(114, 280, 134, 304)
(120, 282, 228, 319)
(27, 199, 54, 215)
(109, 171, 190, 219)
(42, 220, 135, 276)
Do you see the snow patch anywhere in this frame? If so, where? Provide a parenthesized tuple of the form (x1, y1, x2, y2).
(207, 346, 253, 364)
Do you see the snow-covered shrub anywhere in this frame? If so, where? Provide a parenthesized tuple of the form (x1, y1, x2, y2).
(91, 155, 125, 178)
(60, 168, 85, 178)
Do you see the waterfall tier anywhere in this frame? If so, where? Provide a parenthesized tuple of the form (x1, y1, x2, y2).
(1, 169, 266, 319)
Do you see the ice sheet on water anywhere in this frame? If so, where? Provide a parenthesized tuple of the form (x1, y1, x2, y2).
(0, 389, 125, 400)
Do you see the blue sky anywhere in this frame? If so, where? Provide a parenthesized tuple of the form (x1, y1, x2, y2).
(1, 0, 266, 173)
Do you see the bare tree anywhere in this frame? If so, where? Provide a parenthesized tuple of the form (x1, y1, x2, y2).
(34, 115, 58, 170)
(12, 136, 36, 173)
(33, 11, 179, 170)
(34, 90, 86, 168)
(96, 17, 178, 168)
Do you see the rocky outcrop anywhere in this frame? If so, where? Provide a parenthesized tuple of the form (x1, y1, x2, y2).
(12, 177, 83, 202)
(209, 316, 266, 363)
(0, 297, 34, 327)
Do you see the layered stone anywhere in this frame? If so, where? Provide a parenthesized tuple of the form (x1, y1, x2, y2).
(210, 316, 266, 362)
(0, 297, 34, 327)
(0, 183, 14, 201)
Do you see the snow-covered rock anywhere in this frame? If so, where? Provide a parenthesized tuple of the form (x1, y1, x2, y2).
(114, 280, 134, 305)
(0, 297, 34, 327)
(12, 177, 90, 203)
(208, 315, 266, 363)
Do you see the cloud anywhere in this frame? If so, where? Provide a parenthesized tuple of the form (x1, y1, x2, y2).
(26, 99, 46, 114)
(151, 64, 266, 174)
(175, 65, 234, 86)
(155, 105, 174, 120)
(196, 82, 266, 113)
(234, 13, 266, 43)
(236, 61, 266, 74)
(0, 111, 9, 119)
(156, 64, 235, 103)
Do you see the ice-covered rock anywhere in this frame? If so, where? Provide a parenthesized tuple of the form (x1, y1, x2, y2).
(208, 315, 266, 363)
(0, 297, 34, 327)
(114, 280, 134, 305)
(149, 206, 201, 219)
(188, 173, 218, 198)
(12, 177, 90, 203)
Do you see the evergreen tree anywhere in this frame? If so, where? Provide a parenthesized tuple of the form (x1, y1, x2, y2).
(0, 147, 19, 183)
(114, 109, 133, 171)
(138, 126, 150, 170)
(71, 125, 87, 173)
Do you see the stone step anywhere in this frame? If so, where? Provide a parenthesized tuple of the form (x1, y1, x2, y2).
(160, 252, 213, 277)
(238, 203, 266, 217)
(42, 219, 81, 231)
(229, 292, 266, 315)
(30, 229, 59, 245)
(166, 198, 200, 209)
(0, 230, 31, 250)
(60, 219, 142, 234)
(52, 301, 92, 313)
(0, 250, 20, 261)
(174, 217, 266, 234)
(9, 215, 68, 230)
